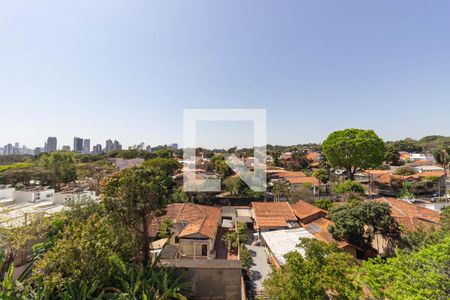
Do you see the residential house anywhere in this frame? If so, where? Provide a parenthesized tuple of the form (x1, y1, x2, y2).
(260, 228, 315, 269)
(302, 218, 359, 257)
(372, 197, 441, 255)
(250, 202, 299, 233)
(290, 200, 327, 224)
(157, 203, 243, 300)
(160, 203, 221, 260)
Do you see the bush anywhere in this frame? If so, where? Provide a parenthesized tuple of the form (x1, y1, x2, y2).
(314, 198, 333, 211)
(333, 180, 365, 195)
(394, 166, 417, 176)
(239, 245, 253, 269)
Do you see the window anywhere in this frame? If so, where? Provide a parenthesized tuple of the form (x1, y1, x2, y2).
(201, 244, 207, 256)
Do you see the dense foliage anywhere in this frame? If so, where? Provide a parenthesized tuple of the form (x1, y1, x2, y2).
(323, 129, 385, 180)
(264, 239, 361, 300)
(328, 201, 400, 251)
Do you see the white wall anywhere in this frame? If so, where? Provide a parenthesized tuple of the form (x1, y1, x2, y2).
(13, 189, 55, 204)
(0, 188, 14, 200)
(53, 191, 96, 205)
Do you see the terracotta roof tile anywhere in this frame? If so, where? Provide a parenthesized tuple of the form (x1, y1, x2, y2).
(290, 200, 326, 220)
(251, 202, 297, 229)
(164, 203, 220, 239)
(306, 152, 321, 161)
(275, 171, 307, 178)
(285, 176, 320, 186)
(374, 197, 440, 231)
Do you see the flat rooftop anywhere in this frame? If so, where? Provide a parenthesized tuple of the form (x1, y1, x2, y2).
(261, 228, 315, 266)
(0, 201, 66, 228)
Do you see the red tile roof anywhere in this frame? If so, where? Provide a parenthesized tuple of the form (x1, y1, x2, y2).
(164, 203, 220, 239)
(303, 218, 350, 249)
(290, 200, 326, 220)
(306, 152, 321, 161)
(374, 197, 440, 231)
(251, 202, 297, 229)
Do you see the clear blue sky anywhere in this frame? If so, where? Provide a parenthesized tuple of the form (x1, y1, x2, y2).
(1, 1, 450, 149)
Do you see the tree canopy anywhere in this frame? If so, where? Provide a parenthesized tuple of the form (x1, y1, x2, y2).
(322, 129, 385, 180)
(263, 239, 361, 300)
(328, 201, 400, 251)
(101, 166, 173, 264)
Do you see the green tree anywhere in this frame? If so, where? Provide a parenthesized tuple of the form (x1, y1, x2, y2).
(287, 152, 310, 171)
(0, 213, 52, 277)
(102, 166, 173, 265)
(76, 161, 115, 194)
(434, 145, 450, 171)
(322, 129, 385, 180)
(271, 180, 290, 202)
(394, 166, 417, 176)
(329, 201, 400, 251)
(263, 239, 361, 300)
(142, 157, 181, 176)
(362, 234, 450, 300)
(314, 198, 333, 211)
(222, 223, 248, 252)
(312, 168, 329, 184)
(211, 154, 233, 178)
(39, 152, 77, 190)
(333, 180, 365, 195)
(158, 219, 173, 239)
(239, 245, 253, 269)
(31, 213, 137, 292)
(384, 147, 401, 165)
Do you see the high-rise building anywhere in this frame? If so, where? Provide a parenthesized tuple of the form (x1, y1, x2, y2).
(73, 137, 83, 153)
(93, 144, 102, 154)
(45, 137, 57, 153)
(61, 145, 71, 152)
(145, 145, 152, 153)
(171, 143, 178, 150)
(34, 147, 43, 156)
(83, 139, 91, 154)
(105, 139, 113, 152)
(4, 144, 13, 155)
(113, 140, 122, 151)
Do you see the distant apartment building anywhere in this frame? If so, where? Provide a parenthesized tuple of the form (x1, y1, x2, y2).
(171, 143, 178, 150)
(61, 145, 71, 152)
(105, 139, 122, 152)
(83, 139, 91, 154)
(73, 137, 83, 153)
(3, 144, 13, 155)
(113, 140, 122, 151)
(33, 147, 43, 156)
(146, 145, 152, 153)
(105, 139, 113, 152)
(45, 137, 57, 152)
(93, 144, 103, 154)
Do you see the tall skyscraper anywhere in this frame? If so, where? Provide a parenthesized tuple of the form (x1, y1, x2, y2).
(45, 137, 57, 152)
(105, 139, 113, 152)
(113, 140, 122, 151)
(93, 144, 102, 154)
(83, 139, 91, 154)
(73, 137, 83, 153)
(4, 144, 13, 155)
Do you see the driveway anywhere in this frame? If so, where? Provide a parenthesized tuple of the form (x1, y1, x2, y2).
(245, 235, 271, 292)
